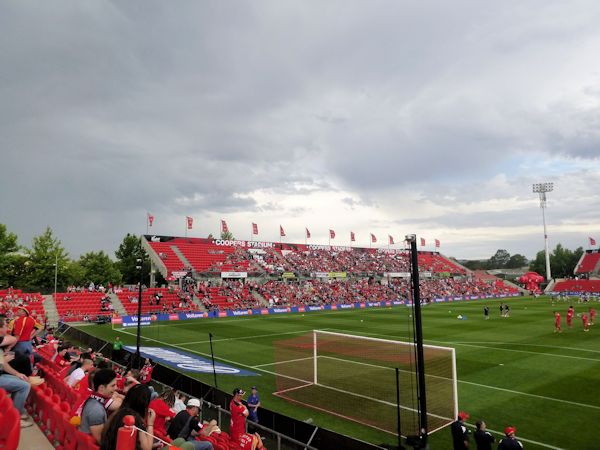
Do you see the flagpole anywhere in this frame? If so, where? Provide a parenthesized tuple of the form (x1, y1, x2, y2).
(185, 217, 187, 238)
(146, 213, 149, 235)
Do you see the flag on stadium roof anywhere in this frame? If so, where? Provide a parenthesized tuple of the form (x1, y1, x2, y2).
(350, 231, 355, 242)
(186, 216, 193, 230)
(435, 239, 440, 248)
(420, 237, 426, 247)
(280, 225, 286, 237)
(147, 213, 154, 227)
(305, 227, 311, 239)
(370, 233, 377, 243)
(221, 219, 229, 233)
(252, 223, 258, 235)
(329, 229, 335, 239)
(388, 235, 394, 245)
(590, 237, 597, 247)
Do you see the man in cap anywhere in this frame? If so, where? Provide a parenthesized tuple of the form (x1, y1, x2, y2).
(10, 307, 43, 365)
(450, 411, 470, 449)
(167, 397, 215, 449)
(230, 388, 249, 442)
(474, 420, 495, 450)
(498, 426, 523, 449)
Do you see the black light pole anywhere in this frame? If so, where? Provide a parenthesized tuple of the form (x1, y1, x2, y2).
(406, 234, 428, 449)
(135, 256, 143, 367)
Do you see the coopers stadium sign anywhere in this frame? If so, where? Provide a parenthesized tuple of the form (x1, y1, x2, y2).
(212, 239, 274, 248)
(124, 346, 257, 376)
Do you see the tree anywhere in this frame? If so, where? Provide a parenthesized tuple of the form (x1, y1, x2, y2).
(506, 254, 528, 269)
(115, 234, 149, 284)
(528, 244, 584, 279)
(24, 227, 70, 293)
(0, 224, 19, 256)
(221, 231, 234, 240)
(0, 254, 28, 289)
(488, 249, 511, 269)
(78, 251, 122, 286)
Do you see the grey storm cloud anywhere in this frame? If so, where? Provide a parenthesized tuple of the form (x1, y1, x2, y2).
(1, 0, 600, 257)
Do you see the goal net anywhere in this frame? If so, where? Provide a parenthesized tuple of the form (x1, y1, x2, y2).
(273, 330, 457, 437)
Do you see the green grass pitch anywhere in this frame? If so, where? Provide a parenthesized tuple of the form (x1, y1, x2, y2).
(76, 296, 600, 450)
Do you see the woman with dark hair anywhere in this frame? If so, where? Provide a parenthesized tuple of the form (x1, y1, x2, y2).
(100, 384, 156, 450)
(149, 389, 177, 439)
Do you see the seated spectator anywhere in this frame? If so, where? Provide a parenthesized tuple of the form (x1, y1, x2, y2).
(66, 358, 94, 388)
(149, 389, 177, 439)
(140, 358, 154, 384)
(0, 315, 32, 428)
(173, 391, 187, 413)
(100, 384, 155, 450)
(80, 368, 118, 443)
(237, 432, 267, 450)
(167, 398, 216, 449)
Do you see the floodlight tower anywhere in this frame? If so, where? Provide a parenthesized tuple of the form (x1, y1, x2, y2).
(532, 182, 553, 281)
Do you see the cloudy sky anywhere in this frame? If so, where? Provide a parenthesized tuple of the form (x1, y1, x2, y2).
(2, 0, 600, 260)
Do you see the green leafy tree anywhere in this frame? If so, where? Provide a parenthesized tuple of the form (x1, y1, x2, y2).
(0, 254, 28, 289)
(221, 231, 234, 240)
(506, 254, 528, 269)
(78, 251, 122, 286)
(0, 224, 19, 256)
(488, 249, 511, 269)
(528, 244, 584, 279)
(24, 227, 70, 293)
(115, 234, 149, 284)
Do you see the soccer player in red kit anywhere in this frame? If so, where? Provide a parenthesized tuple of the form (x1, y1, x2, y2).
(566, 306, 574, 328)
(230, 388, 248, 442)
(582, 313, 590, 332)
(554, 312, 562, 333)
(589, 307, 596, 326)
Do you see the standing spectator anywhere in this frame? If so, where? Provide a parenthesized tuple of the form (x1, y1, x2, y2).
(167, 398, 215, 449)
(450, 411, 470, 450)
(140, 358, 154, 384)
(10, 306, 43, 373)
(79, 368, 118, 443)
(497, 426, 523, 449)
(473, 420, 494, 450)
(112, 337, 123, 362)
(100, 384, 156, 450)
(247, 386, 261, 423)
(0, 316, 32, 428)
(230, 388, 249, 442)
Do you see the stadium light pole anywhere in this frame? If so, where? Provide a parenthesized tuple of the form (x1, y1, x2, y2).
(405, 234, 428, 450)
(135, 256, 143, 367)
(532, 182, 553, 282)
(53, 252, 58, 300)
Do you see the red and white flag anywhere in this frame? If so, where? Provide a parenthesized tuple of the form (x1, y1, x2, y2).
(350, 231, 356, 242)
(221, 219, 229, 234)
(147, 213, 154, 227)
(420, 237, 426, 247)
(388, 235, 394, 245)
(329, 229, 336, 239)
(305, 228, 311, 239)
(590, 237, 597, 247)
(280, 225, 286, 237)
(371, 233, 377, 243)
(252, 223, 259, 235)
(435, 239, 440, 248)
(186, 216, 193, 230)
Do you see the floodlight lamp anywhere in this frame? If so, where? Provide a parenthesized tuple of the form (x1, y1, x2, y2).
(405, 234, 416, 242)
(532, 182, 554, 193)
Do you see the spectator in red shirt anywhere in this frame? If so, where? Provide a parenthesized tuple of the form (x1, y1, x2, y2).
(230, 388, 249, 443)
(237, 432, 267, 450)
(10, 307, 43, 369)
(140, 358, 154, 384)
(149, 389, 176, 439)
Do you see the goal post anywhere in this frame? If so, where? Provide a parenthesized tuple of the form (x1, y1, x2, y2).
(274, 330, 458, 437)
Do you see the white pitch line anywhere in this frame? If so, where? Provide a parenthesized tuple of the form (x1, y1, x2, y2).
(114, 328, 567, 449)
(444, 341, 600, 354)
(272, 382, 314, 396)
(322, 328, 600, 363)
(253, 357, 314, 368)
(175, 329, 314, 346)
